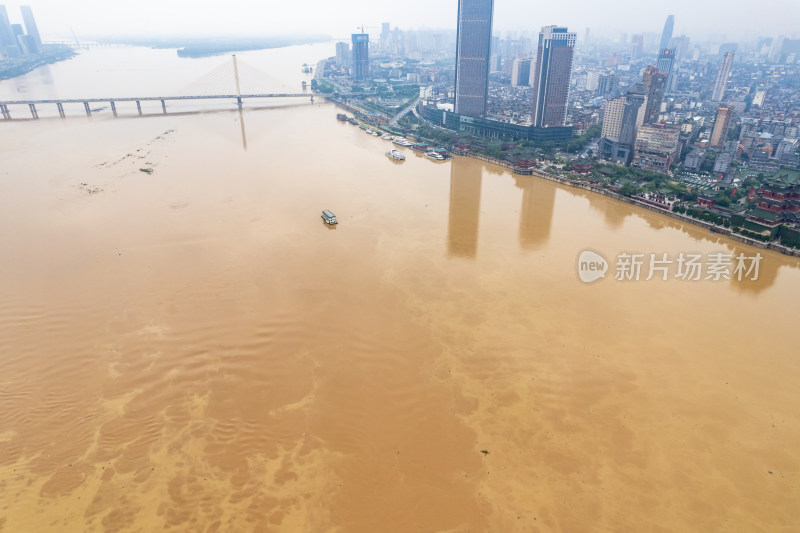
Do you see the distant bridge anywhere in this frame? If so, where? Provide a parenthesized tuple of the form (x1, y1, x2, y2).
(0, 93, 318, 120)
(42, 41, 129, 50)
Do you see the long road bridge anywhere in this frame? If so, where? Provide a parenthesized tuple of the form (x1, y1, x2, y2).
(0, 93, 318, 120)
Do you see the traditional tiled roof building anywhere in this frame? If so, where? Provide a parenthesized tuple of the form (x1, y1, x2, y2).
(748, 167, 800, 227)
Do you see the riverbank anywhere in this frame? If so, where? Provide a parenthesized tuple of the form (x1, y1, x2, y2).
(454, 149, 800, 257)
(0, 45, 76, 80)
(333, 96, 800, 257)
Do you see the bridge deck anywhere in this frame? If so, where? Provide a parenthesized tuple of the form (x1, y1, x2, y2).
(0, 94, 313, 105)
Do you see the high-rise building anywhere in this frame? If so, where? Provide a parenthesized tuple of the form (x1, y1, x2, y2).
(596, 74, 617, 96)
(530, 25, 576, 128)
(659, 15, 674, 53)
(778, 38, 800, 64)
(656, 49, 676, 93)
(585, 71, 600, 92)
(710, 105, 734, 149)
(631, 34, 644, 59)
(711, 52, 734, 102)
(600, 85, 647, 165)
(619, 85, 647, 148)
(601, 97, 626, 141)
(671, 35, 690, 62)
(351, 33, 369, 81)
(511, 57, 532, 87)
(20, 5, 40, 52)
(335, 42, 350, 68)
(454, 0, 494, 117)
(642, 65, 666, 124)
(0, 5, 14, 50)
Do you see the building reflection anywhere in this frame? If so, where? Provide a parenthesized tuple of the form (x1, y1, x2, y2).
(727, 245, 795, 294)
(447, 156, 482, 258)
(514, 175, 556, 250)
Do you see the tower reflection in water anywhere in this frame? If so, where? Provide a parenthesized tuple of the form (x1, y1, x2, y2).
(447, 156, 483, 258)
(514, 174, 555, 250)
(447, 156, 557, 256)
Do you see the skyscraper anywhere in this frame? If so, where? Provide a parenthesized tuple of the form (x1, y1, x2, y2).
(659, 15, 674, 52)
(20, 5, 41, 52)
(351, 33, 369, 81)
(335, 42, 350, 68)
(0, 5, 15, 50)
(530, 26, 576, 128)
(619, 85, 647, 148)
(656, 49, 676, 93)
(596, 74, 617, 96)
(642, 65, 666, 124)
(631, 34, 644, 59)
(710, 105, 733, 149)
(600, 85, 647, 165)
(511, 57, 532, 87)
(454, 0, 494, 117)
(711, 52, 734, 102)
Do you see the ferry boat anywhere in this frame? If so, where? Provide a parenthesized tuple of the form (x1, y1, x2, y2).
(347, 117, 359, 125)
(381, 133, 393, 140)
(425, 151, 445, 161)
(336, 113, 348, 122)
(321, 210, 338, 225)
(386, 149, 406, 161)
(392, 137, 413, 147)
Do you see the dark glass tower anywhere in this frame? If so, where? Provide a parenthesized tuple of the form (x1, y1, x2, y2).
(530, 26, 576, 128)
(642, 65, 666, 124)
(351, 33, 369, 81)
(454, 0, 494, 117)
(656, 48, 676, 93)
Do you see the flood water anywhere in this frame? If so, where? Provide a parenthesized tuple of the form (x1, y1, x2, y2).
(1, 44, 799, 532)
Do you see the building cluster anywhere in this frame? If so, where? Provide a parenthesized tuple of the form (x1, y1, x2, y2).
(321, 4, 800, 216)
(584, 13, 800, 186)
(0, 4, 41, 58)
(423, 0, 575, 142)
(324, 0, 577, 143)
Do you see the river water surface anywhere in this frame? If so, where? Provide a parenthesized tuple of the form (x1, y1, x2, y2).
(1, 43, 799, 532)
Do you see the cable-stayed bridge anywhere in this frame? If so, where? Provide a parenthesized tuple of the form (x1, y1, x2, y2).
(0, 55, 321, 120)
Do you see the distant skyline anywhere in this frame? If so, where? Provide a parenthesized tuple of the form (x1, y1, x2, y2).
(3, 1, 799, 43)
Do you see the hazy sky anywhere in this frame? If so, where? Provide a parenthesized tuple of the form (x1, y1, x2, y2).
(4, 1, 799, 42)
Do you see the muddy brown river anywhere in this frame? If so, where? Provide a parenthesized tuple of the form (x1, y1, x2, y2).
(1, 44, 799, 532)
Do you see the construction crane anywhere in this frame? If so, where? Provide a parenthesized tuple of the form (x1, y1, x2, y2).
(356, 25, 376, 35)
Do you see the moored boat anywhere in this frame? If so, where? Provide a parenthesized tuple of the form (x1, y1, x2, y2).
(425, 151, 445, 161)
(392, 137, 413, 147)
(386, 149, 406, 161)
